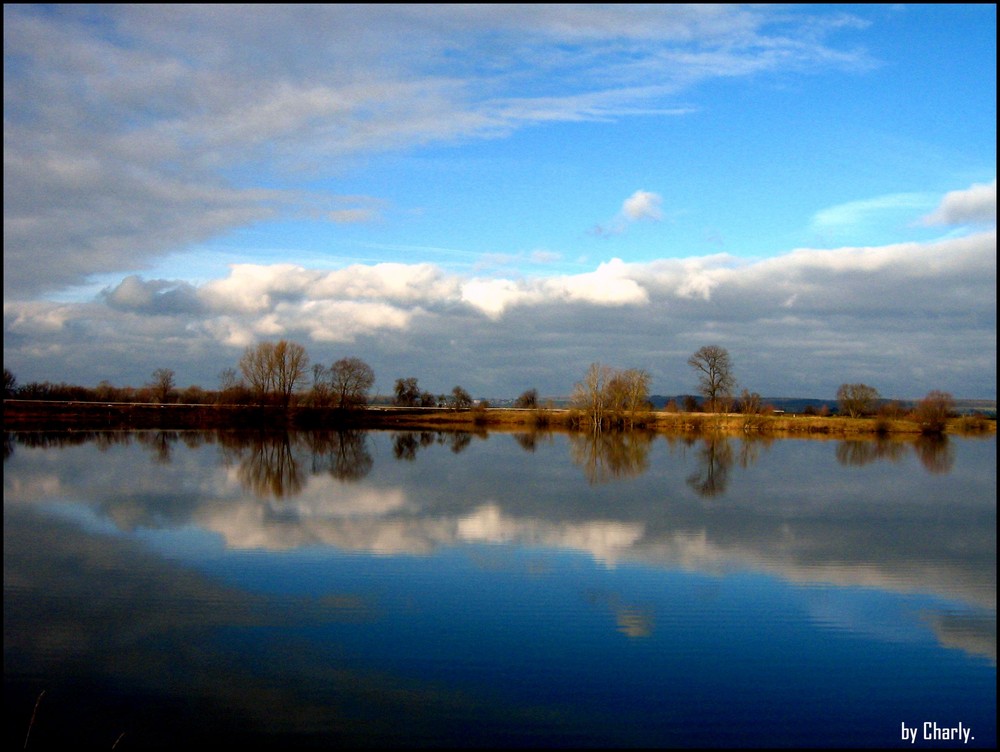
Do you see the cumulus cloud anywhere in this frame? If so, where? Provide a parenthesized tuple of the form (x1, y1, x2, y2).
(622, 190, 664, 221)
(102, 276, 204, 315)
(592, 190, 666, 236)
(922, 179, 997, 227)
(4, 229, 994, 398)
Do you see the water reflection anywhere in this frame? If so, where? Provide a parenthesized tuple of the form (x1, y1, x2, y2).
(4, 426, 996, 749)
(567, 429, 655, 484)
(685, 434, 735, 497)
(235, 433, 305, 498)
(3, 429, 996, 667)
(586, 588, 656, 639)
(913, 435, 956, 474)
(391, 429, 482, 460)
(304, 429, 373, 481)
(835, 437, 909, 466)
(831, 434, 956, 474)
(3, 429, 980, 490)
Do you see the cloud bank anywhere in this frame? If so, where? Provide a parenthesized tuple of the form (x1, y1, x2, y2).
(5, 213, 995, 398)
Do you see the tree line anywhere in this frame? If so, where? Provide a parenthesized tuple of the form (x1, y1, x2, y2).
(2, 339, 976, 434)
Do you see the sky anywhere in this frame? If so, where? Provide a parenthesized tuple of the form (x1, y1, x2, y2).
(3, 4, 996, 401)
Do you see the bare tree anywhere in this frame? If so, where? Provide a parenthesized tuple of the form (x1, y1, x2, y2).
(3, 368, 17, 398)
(737, 388, 765, 431)
(272, 340, 309, 407)
(572, 363, 651, 430)
(836, 383, 880, 418)
(912, 390, 955, 434)
(329, 357, 375, 409)
(149, 368, 176, 404)
(218, 367, 251, 404)
(240, 342, 276, 400)
(394, 377, 421, 406)
(310, 363, 331, 406)
(621, 368, 651, 426)
(240, 340, 309, 406)
(607, 368, 651, 428)
(219, 367, 240, 392)
(688, 345, 736, 412)
(572, 362, 616, 430)
(450, 385, 473, 410)
(514, 388, 539, 409)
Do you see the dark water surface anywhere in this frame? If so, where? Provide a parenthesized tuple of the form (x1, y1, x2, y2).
(4, 429, 996, 748)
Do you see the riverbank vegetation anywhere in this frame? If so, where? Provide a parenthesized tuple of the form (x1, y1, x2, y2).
(3, 339, 994, 438)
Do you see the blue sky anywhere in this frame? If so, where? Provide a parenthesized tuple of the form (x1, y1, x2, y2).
(4, 4, 996, 399)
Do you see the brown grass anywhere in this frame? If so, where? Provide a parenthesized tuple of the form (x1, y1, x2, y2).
(5, 401, 994, 437)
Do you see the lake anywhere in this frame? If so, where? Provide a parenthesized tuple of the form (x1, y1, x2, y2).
(3, 428, 996, 748)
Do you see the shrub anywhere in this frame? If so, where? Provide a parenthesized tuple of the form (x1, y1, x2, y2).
(911, 390, 955, 435)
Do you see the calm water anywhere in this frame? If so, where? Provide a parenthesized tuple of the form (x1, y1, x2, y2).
(3, 428, 996, 748)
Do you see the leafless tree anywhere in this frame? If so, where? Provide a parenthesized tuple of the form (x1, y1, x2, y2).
(240, 340, 309, 406)
(329, 357, 375, 409)
(572, 362, 616, 430)
(515, 388, 539, 409)
(450, 385, 473, 410)
(4, 368, 17, 398)
(149, 368, 176, 404)
(607, 368, 651, 428)
(272, 340, 309, 406)
(310, 364, 331, 406)
(572, 363, 651, 430)
(836, 383, 880, 418)
(394, 377, 421, 406)
(688, 345, 736, 412)
(912, 390, 955, 434)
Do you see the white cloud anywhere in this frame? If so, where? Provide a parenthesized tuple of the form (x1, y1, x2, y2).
(456, 504, 645, 567)
(6, 228, 992, 398)
(622, 190, 664, 221)
(545, 258, 650, 305)
(200, 264, 315, 313)
(922, 179, 997, 227)
(461, 278, 534, 318)
(811, 193, 933, 230)
(592, 190, 667, 236)
(306, 263, 458, 305)
(3, 301, 75, 335)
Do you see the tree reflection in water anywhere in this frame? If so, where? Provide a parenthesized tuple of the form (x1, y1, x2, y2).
(568, 430, 655, 484)
(391, 430, 481, 460)
(238, 433, 305, 498)
(835, 438, 909, 467)
(220, 430, 375, 498)
(304, 429, 373, 481)
(136, 430, 182, 464)
(833, 435, 954, 474)
(685, 433, 734, 498)
(392, 431, 434, 461)
(3, 427, 971, 503)
(913, 435, 955, 474)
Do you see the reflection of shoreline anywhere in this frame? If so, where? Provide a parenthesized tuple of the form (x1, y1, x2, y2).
(5, 430, 976, 490)
(5, 429, 995, 664)
(835, 434, 955, 474)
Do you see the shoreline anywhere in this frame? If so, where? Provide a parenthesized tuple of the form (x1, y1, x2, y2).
(3, 400, 994, 437)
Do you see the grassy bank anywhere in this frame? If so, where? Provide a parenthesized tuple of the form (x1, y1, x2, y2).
(4, 400, 994, 437)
